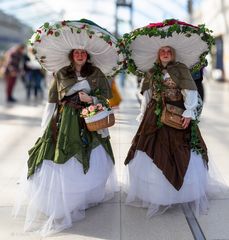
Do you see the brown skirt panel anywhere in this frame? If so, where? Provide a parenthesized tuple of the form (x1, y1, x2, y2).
(125, 100, 208, 190)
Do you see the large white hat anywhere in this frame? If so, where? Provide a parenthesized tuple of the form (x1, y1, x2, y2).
(30, 19, 124, 77)
(121, 19, 214, 74)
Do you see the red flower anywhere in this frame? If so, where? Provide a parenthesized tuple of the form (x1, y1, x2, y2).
(175, 20, 198, 28)
(61, 21, 66, 26)
(147, 19, 198, 29)
(165, 19, 197, 28)
(36, 30, 42, 33)
(147, 22, 164, 28)
(81, 24, 86, 29)
(108, 41, 112, 46)
(47, 30, 54, 35)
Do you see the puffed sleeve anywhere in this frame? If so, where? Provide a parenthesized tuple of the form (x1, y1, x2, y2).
(41, 102, 56, 130)
(181, 89, 198, 120)
(136, 89, 152, 122)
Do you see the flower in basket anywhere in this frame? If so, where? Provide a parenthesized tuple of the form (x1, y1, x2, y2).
(96, 103, 103, 111)
(81, 108, 89, 117)
(88, 105, 96, 113)
(80, 102, 115, 131)
(81, 103, 107, 118)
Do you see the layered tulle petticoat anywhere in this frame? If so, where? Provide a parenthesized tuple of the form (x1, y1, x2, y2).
(13, 145, 118, 237)
(124, 150, 226, 218)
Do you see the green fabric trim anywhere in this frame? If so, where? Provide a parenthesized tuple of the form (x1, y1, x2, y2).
(27, 105, 114, 178)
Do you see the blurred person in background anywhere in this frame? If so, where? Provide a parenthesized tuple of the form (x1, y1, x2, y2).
(3, 44, 25, 102)
(22, 47, 45, 100)
(192, 67, 205, 101)
(119, 69, 126, 87)
(109, 78, 122, 108)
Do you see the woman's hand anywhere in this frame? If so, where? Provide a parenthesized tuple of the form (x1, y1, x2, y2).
(79, 91, 93, 103)
(181, 117, 191, 129)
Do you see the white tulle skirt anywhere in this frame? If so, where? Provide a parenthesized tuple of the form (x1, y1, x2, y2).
(13, 145, 118, 236)
(124, 150, 226, 218)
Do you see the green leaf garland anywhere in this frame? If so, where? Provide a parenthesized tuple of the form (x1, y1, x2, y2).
(118, 19, 215, 75)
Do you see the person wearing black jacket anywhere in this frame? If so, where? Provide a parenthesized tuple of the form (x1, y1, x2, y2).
(192, 68, 204, 101)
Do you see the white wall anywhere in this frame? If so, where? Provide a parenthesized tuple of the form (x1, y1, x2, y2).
(193, 0, 229, 81)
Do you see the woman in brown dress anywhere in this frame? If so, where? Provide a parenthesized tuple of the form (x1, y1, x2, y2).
(122, 19, 217, 217)
(124, 45, 209, 216)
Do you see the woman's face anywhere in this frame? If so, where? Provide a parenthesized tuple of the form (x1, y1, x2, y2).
(72, 49, 88, 66)
(159, 47, 173, 65)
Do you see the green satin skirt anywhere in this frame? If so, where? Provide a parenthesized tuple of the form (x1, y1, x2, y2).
(27, 105, 114, 178)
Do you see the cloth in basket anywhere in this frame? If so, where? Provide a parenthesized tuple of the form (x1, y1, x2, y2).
(85, 109, 115, 131)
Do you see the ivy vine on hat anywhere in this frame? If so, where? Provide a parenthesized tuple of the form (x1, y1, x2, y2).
(30, 19, 124, 77)
(119, 19, 214, 75)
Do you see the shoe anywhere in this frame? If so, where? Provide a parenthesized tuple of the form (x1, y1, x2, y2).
(7, 97, 17, 103)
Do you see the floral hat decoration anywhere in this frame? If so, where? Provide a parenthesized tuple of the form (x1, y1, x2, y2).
(29, 19, 124, 77)
(119, 19, 214, 75)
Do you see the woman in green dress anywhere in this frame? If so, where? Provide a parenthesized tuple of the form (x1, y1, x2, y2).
(14, 19, 124, 236)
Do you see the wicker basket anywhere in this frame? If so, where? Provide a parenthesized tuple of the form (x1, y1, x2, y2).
(85, 110, 115, 131)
